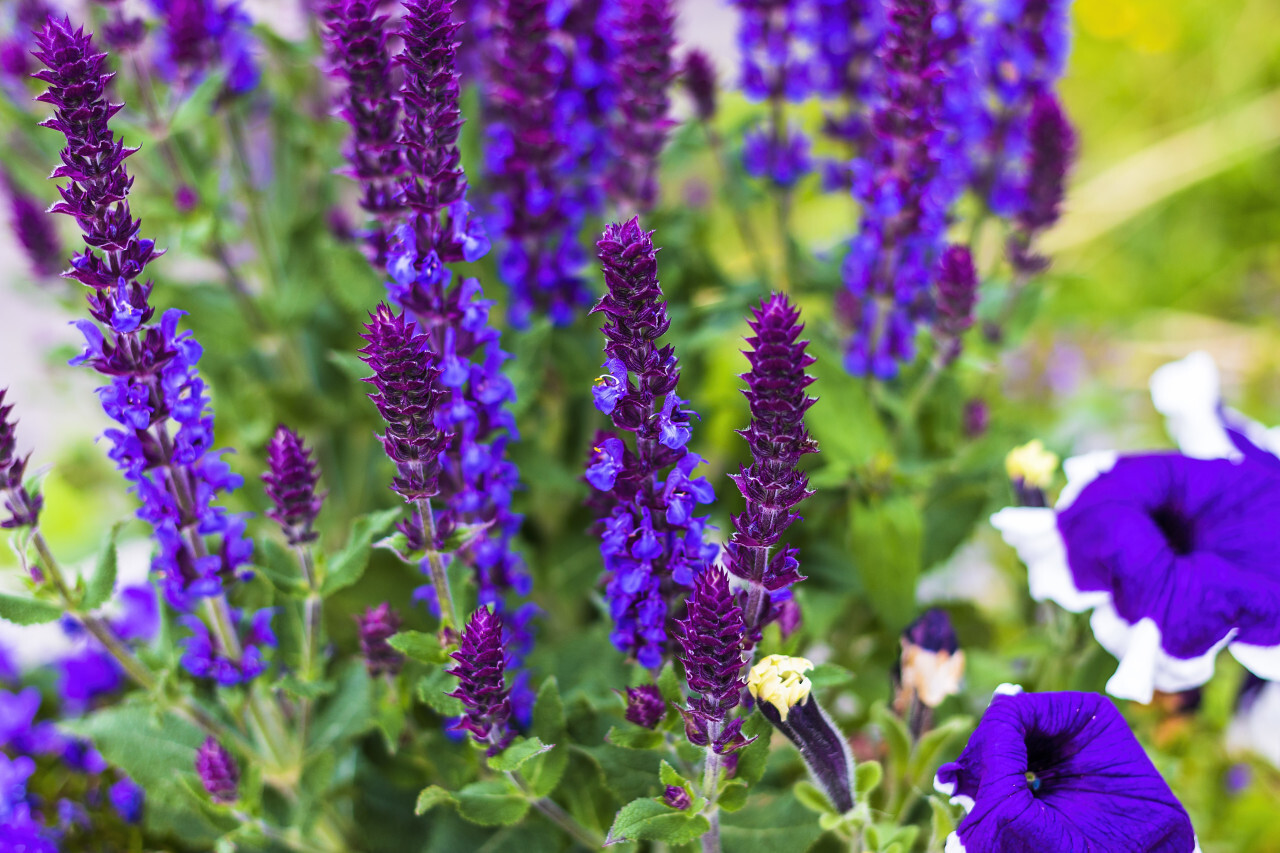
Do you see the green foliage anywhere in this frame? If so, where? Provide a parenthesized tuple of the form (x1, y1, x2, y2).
(606, 797, 711, 845)
(0, 592, 62, 625)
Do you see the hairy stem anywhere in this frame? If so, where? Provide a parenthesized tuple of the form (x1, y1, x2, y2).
(414, 498, 459, 634)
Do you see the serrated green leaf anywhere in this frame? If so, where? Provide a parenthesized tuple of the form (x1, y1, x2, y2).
(659, 760, 686, 788)
(277, 674, 336, 700)
(308, 663, 373, 753)
(60, 704, 204, 791)
(253, 536, 304, 592)
(488, 736, 553, 771)
(855, 760, 883, 798)
(734, 713, 772, 785)
(849, 496, 923, 631)
(0, 593, 63, 626)
(388, 630, 449, 665)
(453, 779, 530, 827)
(415, 785, 454, 815)
(580, 744, 662, 801)
(793, 780, 834, 816)
(605, 797, 710, 845)
(607, 725, 665, 750)
(417, 667, 465, 717)
(320, 508, 401, 596)
(525, 678, 568, 797)
(656, 664, 683, 707)
(81, 524, 121, 611)
(718, 780, 749, 813)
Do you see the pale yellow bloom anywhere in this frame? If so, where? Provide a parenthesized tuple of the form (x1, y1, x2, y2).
(1005, 440, 1059, 490)
(747, 654, 814, 721)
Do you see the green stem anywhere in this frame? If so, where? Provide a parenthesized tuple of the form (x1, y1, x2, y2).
(414, 498, 459, 634)
(295, 544, 322, 739)
(699, 724, 724, 853)
(507, 771, 603, 850)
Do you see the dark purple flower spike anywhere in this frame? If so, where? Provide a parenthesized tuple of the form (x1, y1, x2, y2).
(359, 303, 450, 503)
(357, 603, 404, 677)
(263, 426, 325, 547)
(682, 49, 717, 123)
(195, 737, 239, 804)
(2, 174, 62, 279)
(448, 606, 514, 754)
(677, 568, 751, 755)
(0, 390, 43, 530)
(1007, 92, 1077, 276)
(608, 0, 676, 213)
(725, 294, 817, 634)
(932, 245, 978, 365)
(936, 687, 1196, 852)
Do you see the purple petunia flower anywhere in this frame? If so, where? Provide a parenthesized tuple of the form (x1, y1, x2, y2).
(935, 686, 1197, 852)
(586, 219, 718, 668)
(262, 425, 325, 547)
(993, 450, 1280, 703)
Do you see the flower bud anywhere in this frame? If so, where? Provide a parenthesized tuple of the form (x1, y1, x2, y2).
(195, 738, 239, 804)
(623, 685, 666, 729)
(1005, 439, 1058, 507)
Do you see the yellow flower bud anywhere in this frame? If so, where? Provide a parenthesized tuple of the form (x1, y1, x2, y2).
(747, 654, 815, 721)
(1005, 439, 1059, 490)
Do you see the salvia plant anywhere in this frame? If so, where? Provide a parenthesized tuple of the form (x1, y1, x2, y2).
(0, 0, 1274, 851)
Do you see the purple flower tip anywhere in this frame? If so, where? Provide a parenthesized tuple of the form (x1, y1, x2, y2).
(448, 606, 513, 753)
(933, 244, 977, 363)
(263, 425, 325, 546)
(607, 0, 676, 212)
(359, 303, 450, 501)
(0, 389, 42, 529)
(623, 684, 666, 728)
(195, 737, 239, 804)
(357, 602, 404, 677)
(682, 49, 717, 122)
(677, 567, 749, 754)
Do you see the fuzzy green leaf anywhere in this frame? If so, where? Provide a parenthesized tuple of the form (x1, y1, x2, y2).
(415, 786, 455, 816)
(488, 736, 553, 772)
(929, 796, 958, 848)
(855, 760, 884, 798)
(453, 779, 530, 827)
(607, 725, 665, 751)
(605, 797, 710, 845)
(870, 702, 912, 778)
(417, 666, 465, 717)
(734, 713, 773, 785)
(388, 630, 449, 665)
(60, 704, 203, 791)
(718, 780, 749, 813)
(793, 780, 835, 816)
(0, 593, 62, 626)
(81, 524, 121, 611)
(659, 760, 686, 788)
(524, 678, 568, 797)
(849, 496, 923, 631)
(320, 508, 401, 596)
(308, 663, 373, 753)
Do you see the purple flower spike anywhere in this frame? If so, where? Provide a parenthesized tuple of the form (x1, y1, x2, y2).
(3, 175, 62, 279)
(263, 425, 325, 547)
(448, 606, 514, 754)
(932, 244, 977, 365)
(357, 602, 404, 677)
(0, 390, 43, 530)
(195, 737, 239, 804)
(724, 295, 816, 630)
(1008, 92, 1077, 275)
(682, 49, 717, 123)
(623, 684, 666, 728)
(485, 0, 591, 326)
(359, 303, 450, 502)
(935, 687, 1196, 852)
(179, 608, 276, 686)
(677, 568, 751, 754)
(35, 16, 253, 615)
(325, 0, 406, 261)
(607, 0, 676, 213)
(587, 220, 718, 667)
(151, 0, 260, 98)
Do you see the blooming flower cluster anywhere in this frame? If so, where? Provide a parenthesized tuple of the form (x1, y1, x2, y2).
(586, 218, 718, 668)
(34, 17, 263, 682)
(676, 568, 751, 755)
(2, 172, 62, 279)
(810, 0, 882, 167)
(448, 606, 514, 753)
(607, 0, 676, 211)
(149, 0, 260, 98)
(262, 425, 325, 547)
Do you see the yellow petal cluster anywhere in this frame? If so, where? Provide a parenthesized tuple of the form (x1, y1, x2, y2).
(1004, 439, 1059, 489)
(747, 654, 814, 721)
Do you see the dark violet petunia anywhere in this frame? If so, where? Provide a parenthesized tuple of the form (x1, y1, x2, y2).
(262, 425, 325, 547)
(586, 219, 718, 668)
(607, 0, 675, 213)
(993, 450, 1280, 703)
(935, 686, 1197, 852)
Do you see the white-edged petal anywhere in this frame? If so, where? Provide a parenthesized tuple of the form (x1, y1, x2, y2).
(1057, 451, 1118, 509)
(990, 507, 1108, 612)
(993, 683, 1024, 697)
(1150, 352, 1239, 460)
(944, 832, 966, 853)
(1091, 607, 1232, 703)
(1229, 641, 1280, 682)
(933, 777, 955, 797)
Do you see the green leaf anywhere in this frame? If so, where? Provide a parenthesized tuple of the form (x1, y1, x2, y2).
(849, 496, 923, 631)
(659, 760, 686, 788)
(607, 725, 665, 750)
(525, 678, 568, 797)
(656, 663, 683, 707)
(929, 796, 958, 848)
(417, 666, 465, 717)
(167, 71, 227, 135)
(415, 785, 455, 816)
(605, 797, 710, 845)
(808, 662, 856, 692)
(453, 779, 530, 827)
(308, 663, 373, 753)
(870, 703, 912, 778)
(388, 630, 449, 665)
(734, 713, 772, 785)
(0, 593, 63, 626)
(909, 715, 973, 784)
(488, 736, 553, 772)
(81, 524, 121, 610)
(722, 790, 825, 852)
(793, 780, 835, 816)
(440, 520, 494, 553)
(60, 704, 204, 790)
(320, 508, 401, 596)
(580, 744, 661, 801)
(253, 537, 304, 592)
(855, 760, 883, 798)
(718, 780, 749, 813)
